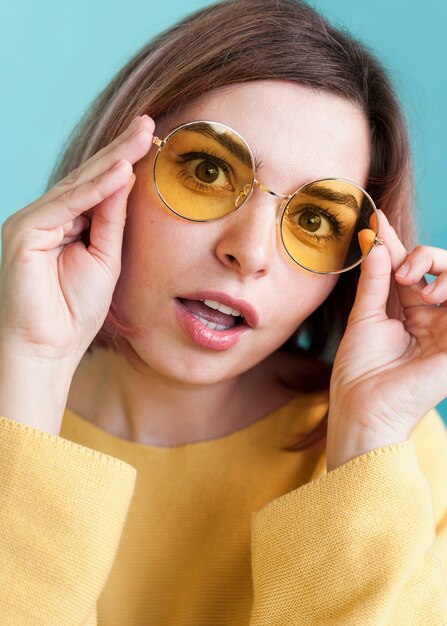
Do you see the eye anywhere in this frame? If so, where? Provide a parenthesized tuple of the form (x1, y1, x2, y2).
(296, 209, 329, 234)
(195, 160, 220, 184)
(176, 150, 235, 193)
(185, 156, 231, 188)
(288, 205, 343, 236)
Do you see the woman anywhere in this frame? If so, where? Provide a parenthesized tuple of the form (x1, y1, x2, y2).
(0, 0, 446, 623)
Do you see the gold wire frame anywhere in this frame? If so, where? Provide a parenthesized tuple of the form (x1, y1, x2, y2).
(150, 120, 382, 275)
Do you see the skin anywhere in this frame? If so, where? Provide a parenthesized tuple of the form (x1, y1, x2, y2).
(67, 80, 371, 446)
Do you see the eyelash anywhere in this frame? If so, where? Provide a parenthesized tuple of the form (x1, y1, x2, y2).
(175, 150, 347, 242)
(288, 205, 347, 243)
(176, 149, 233, 190)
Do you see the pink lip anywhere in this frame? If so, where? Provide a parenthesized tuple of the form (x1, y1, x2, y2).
(177, 290, 260, 328)
(174, 298, 251, 351)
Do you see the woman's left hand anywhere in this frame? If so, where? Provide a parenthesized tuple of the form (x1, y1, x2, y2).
(326, 209, 447, 472)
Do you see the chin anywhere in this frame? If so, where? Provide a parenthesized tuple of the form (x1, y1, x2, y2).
(150, 356, 249, 387)
(119, 336, 254, 386)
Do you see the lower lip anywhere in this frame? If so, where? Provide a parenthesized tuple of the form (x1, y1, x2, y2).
(174, 298, 251, 351)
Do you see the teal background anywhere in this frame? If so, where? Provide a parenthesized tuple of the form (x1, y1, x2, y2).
(1, 0, 446, 424)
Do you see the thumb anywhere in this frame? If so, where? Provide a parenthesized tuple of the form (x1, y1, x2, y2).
(348, 223, 392, 323)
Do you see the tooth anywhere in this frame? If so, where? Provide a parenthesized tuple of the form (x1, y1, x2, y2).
(204, 299, 219, 310)
(217, 303, 233, 315)
(203, 299, 242, 317)
(193, 313, 231, 331)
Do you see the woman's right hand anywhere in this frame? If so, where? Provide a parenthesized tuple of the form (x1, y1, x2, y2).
(0, 114, 155, 370)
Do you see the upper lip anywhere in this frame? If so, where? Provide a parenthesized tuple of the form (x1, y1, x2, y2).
(177, 290, 260, 328)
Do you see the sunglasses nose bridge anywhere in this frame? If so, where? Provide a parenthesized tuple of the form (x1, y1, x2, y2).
(253, 179, 290, 224)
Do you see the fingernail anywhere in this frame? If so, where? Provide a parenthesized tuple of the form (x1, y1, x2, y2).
(358, 228, 375, 256)
(395, 262, 410, 277)
(421, 282, 435, 295)
(369, 212, 378, 230)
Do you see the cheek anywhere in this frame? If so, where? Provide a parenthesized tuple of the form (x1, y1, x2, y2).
(121, 180, 210, 289)
(275, 272, 339, 332)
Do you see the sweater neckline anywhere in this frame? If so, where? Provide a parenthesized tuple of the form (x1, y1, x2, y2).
(63, 390, 324, 452)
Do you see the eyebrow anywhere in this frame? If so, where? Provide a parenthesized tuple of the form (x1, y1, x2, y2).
(168, 122, 263, 170)
(303, 183, 361, 214)
(164, 124, 362, 212)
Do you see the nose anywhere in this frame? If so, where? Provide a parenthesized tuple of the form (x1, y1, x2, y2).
(214, 187, 278, 278)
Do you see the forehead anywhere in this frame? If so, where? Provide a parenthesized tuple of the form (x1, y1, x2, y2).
(154, 80, 371, 190)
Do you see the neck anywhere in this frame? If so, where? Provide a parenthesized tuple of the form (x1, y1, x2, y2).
(66, 347, 296, 446)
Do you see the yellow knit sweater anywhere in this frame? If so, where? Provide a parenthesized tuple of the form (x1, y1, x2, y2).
(1, 391, 446, 625)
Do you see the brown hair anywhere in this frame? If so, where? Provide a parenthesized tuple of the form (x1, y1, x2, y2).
(46, 0, 416, 452)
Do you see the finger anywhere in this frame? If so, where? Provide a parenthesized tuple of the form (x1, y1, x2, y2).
(56, 115, 155, 190)
(86, 173, 136, 272)
(52, 173, 136, 260)
(61, 215, 91, 238)
(26, 159, 133, 239)
(22, 115, 154, 214)
(59, 233, 85, 247)
(420, 270, 447, 306)
(394, 245, 447, 304)
(374, 210, 430, 309)
(64, 115, 155, 183)
(56, 216, 91, 248)
(348, 223, 392, 323)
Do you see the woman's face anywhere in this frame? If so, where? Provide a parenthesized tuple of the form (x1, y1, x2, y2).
(115, 80, 371, 384)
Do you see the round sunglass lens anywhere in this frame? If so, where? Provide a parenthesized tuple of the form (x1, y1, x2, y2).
(280, 179, 378, 273)
(154, 121, 255, 221)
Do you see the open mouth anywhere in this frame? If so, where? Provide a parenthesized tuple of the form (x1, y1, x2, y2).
(176, 297, 246, 330)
